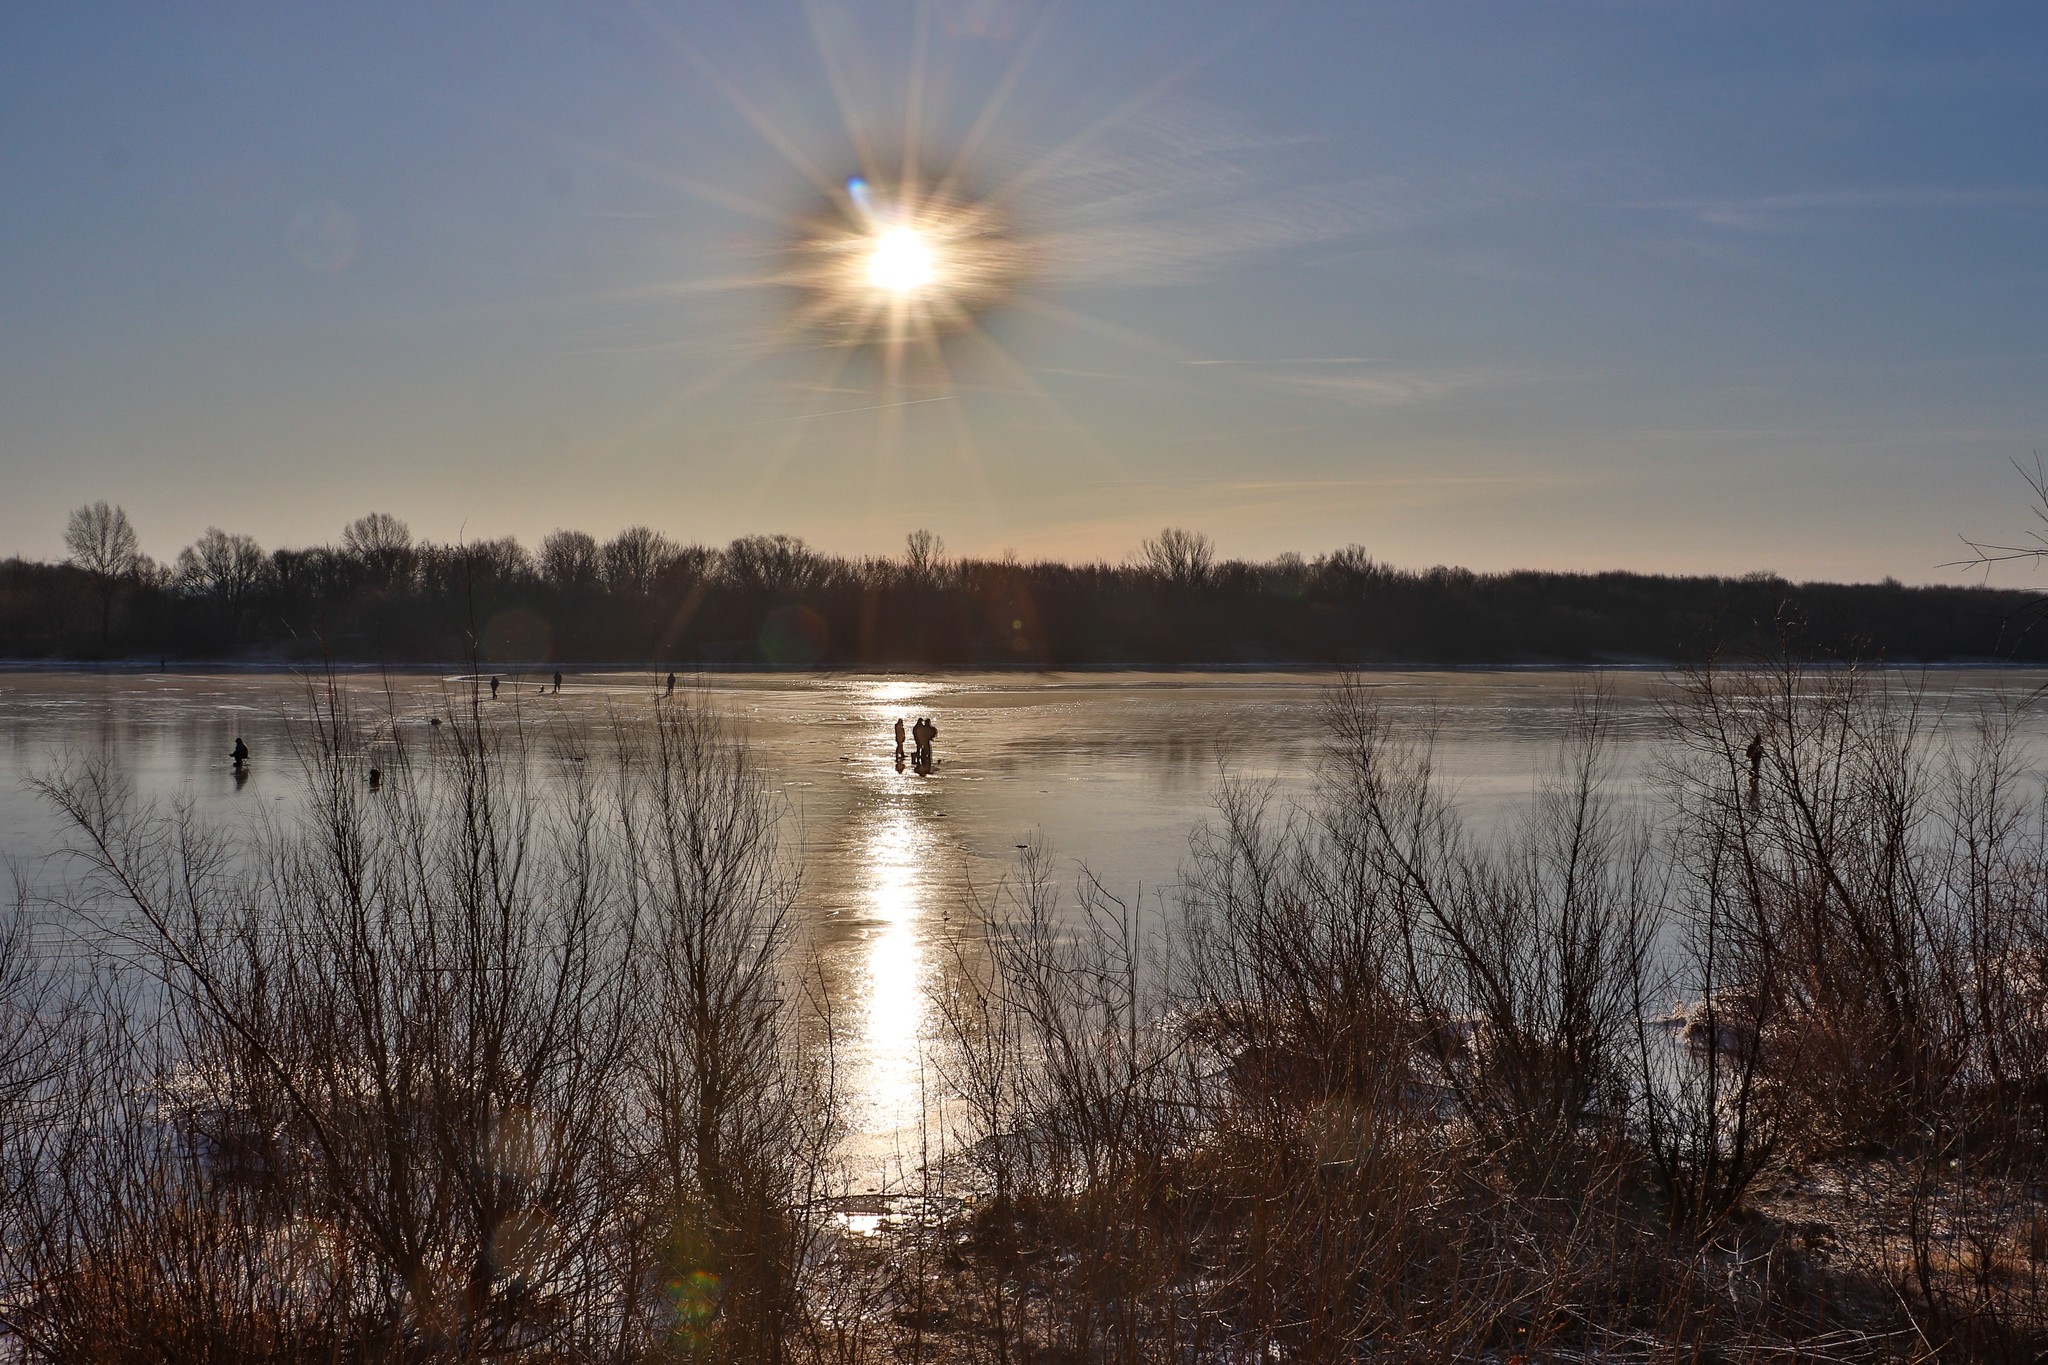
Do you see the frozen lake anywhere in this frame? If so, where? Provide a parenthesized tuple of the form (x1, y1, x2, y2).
(4, 667, 2042, 1183)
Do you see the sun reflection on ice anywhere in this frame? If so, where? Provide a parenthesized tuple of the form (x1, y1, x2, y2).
(852, 808, 933, 1140)
(866, 679, 935, 707)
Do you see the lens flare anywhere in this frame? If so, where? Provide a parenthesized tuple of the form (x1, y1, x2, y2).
(785, 176, 1023, 348)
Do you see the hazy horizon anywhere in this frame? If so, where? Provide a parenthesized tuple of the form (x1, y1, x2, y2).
(0, 504, 2011, 589)
(4, 3, 2046, 585)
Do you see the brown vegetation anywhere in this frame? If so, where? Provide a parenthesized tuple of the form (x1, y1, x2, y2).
(4, 660, 2047, 1360)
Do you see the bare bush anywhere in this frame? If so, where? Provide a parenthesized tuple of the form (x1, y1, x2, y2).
(1317, 677, 1657, 1189)
(935, 849, 1202, 1361)
(10, 659, 2048, 1360)
(612, 696, 835, 1363)
(18, 680, 833, 1362)
(1666, 662, 1989, 1146)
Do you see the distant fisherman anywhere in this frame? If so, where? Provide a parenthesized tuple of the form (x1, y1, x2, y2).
(490, 676, 500, 699)
(666, 672, 677, 696)
(894, 717, 906, 759)
(230, 736, 249, 768)
(553, 671, 563, 694)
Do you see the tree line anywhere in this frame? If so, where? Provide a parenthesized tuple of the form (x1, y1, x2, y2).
(6, 501, 2044, 666)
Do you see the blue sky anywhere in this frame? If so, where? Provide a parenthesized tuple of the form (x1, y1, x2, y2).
(2, 1, 2045, 581)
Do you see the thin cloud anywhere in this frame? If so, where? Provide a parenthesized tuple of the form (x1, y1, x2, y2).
(1259, 369, 1506, 407)
(1023, 101, 1494, 286)
(1649, 185, 2048, 231)
(1186, 357, 1543, 408)
(1185, 357, 1384, 366)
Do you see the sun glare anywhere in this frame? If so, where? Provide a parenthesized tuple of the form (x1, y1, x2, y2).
(785, 176, 1021, 351)
(866, 226, 937, 294)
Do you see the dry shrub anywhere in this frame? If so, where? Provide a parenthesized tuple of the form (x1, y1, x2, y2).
(916, 679, 1687, 1361)
(1666, 662, 1951, 1144)
(15, 679, 832, 1363)
(935, 848, 1202, 1363)
(1326, 679, 1657, 1192)
(9, 658, 2048, 1361)
(613, 696, 836, 1363)
(914, 664, 2048, 1359)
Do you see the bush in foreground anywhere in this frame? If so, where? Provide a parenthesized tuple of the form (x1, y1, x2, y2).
(3, 660, 2046, 1360)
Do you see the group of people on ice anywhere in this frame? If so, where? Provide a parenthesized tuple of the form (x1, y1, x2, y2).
(893, 715, 939, 772)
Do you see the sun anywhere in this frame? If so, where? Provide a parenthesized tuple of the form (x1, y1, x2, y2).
(866, 225, 937, 294)
(785, 176, 1022, 349)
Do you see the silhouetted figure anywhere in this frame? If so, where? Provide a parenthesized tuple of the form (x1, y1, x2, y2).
(230, 736, 249, 769)
(490, 676, 501, 699)
(1746, 734, 1765, 811)
(912, 716, 938, 766)
(368, 767, 382, 791)
(553, 671, 563, 694)
(666, 672, 677, 696)
(893, 717, 906, 759)
(429, 716, 442, 729)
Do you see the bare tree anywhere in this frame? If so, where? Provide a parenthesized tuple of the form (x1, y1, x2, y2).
(719, 535, 819, 597)
(1138, 527, 1215, 588)
(599, 526, 677, 596)
(175, 528, 267, 634)
(539, 529, 601, 589)
(63, 501, 140, 644)
(1316, 544, 1381, 596)
(903, 530, 946, 586)
(341, 512, 415, 590)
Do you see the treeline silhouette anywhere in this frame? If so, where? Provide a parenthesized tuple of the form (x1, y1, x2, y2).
(8, 505, 2044, 666)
